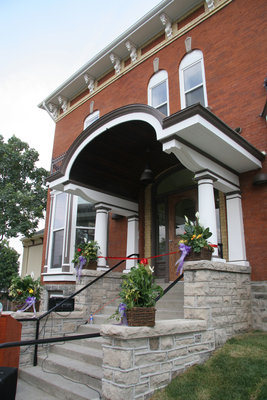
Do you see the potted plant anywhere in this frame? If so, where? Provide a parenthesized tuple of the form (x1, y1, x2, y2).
(73, 239, 100, 271)
(179, 212, 214, 261)
(111, 259, 163, 327)
(8, 274, 42, 312)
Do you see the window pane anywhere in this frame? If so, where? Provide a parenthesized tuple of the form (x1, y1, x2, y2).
(175, 199, 195, 236)
(152, 81, 167, 107)
(76, 198, 96, 227)
(157, 103, 168, 115)
(184, 62, 202, 91)
(51, 229, 64, 268)
(53, 193, 67, 230)
(185, 86, 205, 107)
(75, 228, 95, 246)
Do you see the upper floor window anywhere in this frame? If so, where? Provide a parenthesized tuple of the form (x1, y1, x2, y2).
(84, 110, 100, 130)
(148, 70, 169, 116)
(179, 50, 208, 109)
(75, 197, 96, 245)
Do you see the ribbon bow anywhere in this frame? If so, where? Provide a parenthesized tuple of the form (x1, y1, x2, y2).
(176, 243, 191, 275)
(17, 296, 37, 315)
(76, 255, 87, 281)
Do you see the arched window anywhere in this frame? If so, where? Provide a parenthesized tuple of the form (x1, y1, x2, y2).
(148, 70, 169, 116)
(83, 110, 100, 129)
(179, 50, 208, 109)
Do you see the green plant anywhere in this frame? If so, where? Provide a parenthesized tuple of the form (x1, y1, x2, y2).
(179, 212, 213, 253)
(119, 260, 163, 309)
(72, 240, 100, 265)
(8, 274, 42, 304)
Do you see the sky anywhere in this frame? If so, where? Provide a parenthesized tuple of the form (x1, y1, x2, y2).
(0, 0, 161, 260)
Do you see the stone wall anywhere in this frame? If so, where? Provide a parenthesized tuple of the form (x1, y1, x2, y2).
(75, 270, 122, 315)
(251, 281, 267, 331)
(101, 320, 214, 400)
(11, 311, 85, 366)
(184, 261, 252, 346)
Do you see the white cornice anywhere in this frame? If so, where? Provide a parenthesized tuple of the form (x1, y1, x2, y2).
(38, 0, 204, 113)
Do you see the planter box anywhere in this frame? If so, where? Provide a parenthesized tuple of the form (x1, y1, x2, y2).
(126, 307, 156, 327)
(186, 247, 213, 261)
(84, 261, 97, 270)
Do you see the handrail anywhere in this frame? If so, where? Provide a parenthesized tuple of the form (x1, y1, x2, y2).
(0, 272, 184, 354)
(31, 254, 139, 365)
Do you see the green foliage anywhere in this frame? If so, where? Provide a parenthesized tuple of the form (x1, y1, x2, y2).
(179, 213, 213, 253)
(0, 135, 49, 240)
(9, 274, 42, 303)
(119, 263, 163, 309)
(151, 331, 267, 400)
(0, 240, 19, 296)
(72, 240, 100, 264)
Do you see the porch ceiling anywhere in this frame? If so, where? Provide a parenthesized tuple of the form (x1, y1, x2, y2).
(69, 120, 180, 201)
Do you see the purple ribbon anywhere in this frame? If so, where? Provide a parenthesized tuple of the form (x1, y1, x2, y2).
(176, 243, 191, 275)
(118, 303, 128, 325)
(17, 296, 37, 314)
(76, 255, 87, 281)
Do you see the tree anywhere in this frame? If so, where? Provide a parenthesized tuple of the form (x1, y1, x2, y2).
(0, 135, 49, 241)
(0, 240, 19, 297)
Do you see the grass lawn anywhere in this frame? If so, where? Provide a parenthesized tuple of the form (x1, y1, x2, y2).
(150, 331, 267, 400)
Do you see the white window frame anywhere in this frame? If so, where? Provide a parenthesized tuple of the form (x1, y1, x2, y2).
(48, 191, 69, 272)
(148, 70, 170, 116)
(179, 50, 208, 109)
(84, 110, 100, 130)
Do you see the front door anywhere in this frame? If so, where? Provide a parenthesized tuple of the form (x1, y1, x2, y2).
(168, 190, 197, 281)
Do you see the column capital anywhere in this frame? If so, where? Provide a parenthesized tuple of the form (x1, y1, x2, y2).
(95, 203, 111, 212)
(226, 190, 242, 200)
(127, 214, 139, 221)
(194, 170, 218, 183)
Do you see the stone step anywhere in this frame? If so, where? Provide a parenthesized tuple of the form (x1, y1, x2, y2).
(16, 378, 59, 400)
(49, 342, 103, 367)
(18, 366, 101, 400)
(38, 352, 102, 391)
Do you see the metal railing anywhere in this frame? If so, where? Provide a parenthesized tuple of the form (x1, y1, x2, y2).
(0, 258, 184, 366)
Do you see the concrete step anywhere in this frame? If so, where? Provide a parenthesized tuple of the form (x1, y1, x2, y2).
(50, 342, 103, 367)
(16, 378, 59, 400)
(18, 366, 101, 400)
(38, 352, 102, 391)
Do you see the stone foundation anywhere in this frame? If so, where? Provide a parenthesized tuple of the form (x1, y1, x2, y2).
(101, 320, 214, 400)
(251, 281, 267, 331)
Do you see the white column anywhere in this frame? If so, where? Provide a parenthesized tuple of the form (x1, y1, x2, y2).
(94, 205, 110, 268)
(226, 191, 249, 266)
(124, 215, 139, 272)
(195, 174, 218, 257)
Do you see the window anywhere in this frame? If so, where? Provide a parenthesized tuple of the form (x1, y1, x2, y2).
(148, 70, 169, 116)
(51, 192, 67, 268)
(84, 110, 100, 129)
(179, 50, 208, 109)
(75, 197, 96, 245)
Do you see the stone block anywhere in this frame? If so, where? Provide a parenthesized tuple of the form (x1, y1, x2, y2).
(103, 368, 114, 380)
(184, 307, 209, 321)
(168, 347, 188, 359)
(113, 338, 148, 349)
(113, 369, 140, 385)
(135, 352, 167, 366)
(174, 336, 194, 347)
(140, 364, 159, 376)
(150, 372, 170, 389)
(184, 295, 195, 307)
(149, 337, 159, 350)
(103, 347, 133, 369)
(135, 382, 150, 396)
(102, 381, 134, 400)
(160, 336, 173, 350)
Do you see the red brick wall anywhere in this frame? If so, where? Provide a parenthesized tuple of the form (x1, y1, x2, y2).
(48, 0, 267, 280)
(107, 214, 127, 271)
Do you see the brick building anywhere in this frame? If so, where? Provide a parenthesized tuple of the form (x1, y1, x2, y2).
(39, 0, 266, 323)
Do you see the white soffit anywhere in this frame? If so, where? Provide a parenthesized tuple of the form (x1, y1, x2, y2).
(167, 115, 262, 173)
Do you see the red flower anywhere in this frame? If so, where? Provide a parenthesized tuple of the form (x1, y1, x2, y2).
(140, 258, 148, 265)
(77, 248, 81, 252)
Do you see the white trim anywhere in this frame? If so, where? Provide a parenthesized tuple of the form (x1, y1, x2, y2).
(179, 50, 208, 109)
(83, 110, 100, 129)
(148, 70, 170, 116)
(42, 273, 76, 282)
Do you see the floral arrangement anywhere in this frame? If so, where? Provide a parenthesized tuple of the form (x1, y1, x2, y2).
(179, 212, 213, 253)
(72, 240, 100, 266)
(9, 274, 42, 304)
(110, 259, 163, 323)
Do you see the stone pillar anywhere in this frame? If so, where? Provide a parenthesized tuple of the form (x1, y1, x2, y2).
(124, 215, 139, 272)
(195, 173, 218, 257)
(226, 191, 248, 266)
(94, 205, 110, 268)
